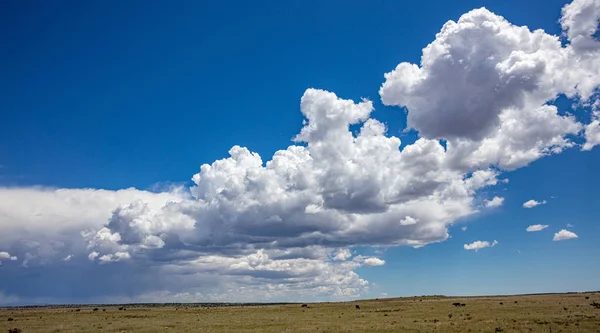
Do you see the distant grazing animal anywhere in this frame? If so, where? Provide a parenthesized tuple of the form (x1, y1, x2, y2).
(301, 304, 308, 308)
(452, 302, 461, 307)
(355, 305, 360, 310)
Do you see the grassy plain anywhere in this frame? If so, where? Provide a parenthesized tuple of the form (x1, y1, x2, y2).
(1, 292, 599, 332)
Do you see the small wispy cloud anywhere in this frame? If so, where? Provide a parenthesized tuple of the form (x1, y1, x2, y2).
(362, 257, 386, 266)
(485, 196, 504, 208)
(523, 199, 547, 208)
(526, 224, 549, 232)
(461, 226, 467, 231)
(566, 223, 574, 227)
(0, 251, 17, 261)
(332, 248, 352, 261)
(463, 240, 498, 252)
(553, 229, 578, 241)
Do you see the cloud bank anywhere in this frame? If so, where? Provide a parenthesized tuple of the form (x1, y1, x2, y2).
(0, 0, 599, 304)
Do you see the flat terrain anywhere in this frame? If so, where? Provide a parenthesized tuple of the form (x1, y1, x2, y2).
(2, 293, 600, 332)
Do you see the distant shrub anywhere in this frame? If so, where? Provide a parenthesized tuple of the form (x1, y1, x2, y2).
(8, 328, 22, 333)
(301, 304, 308, 308)
(585, 296, 590, 299)
(590, 301, 600, 309)
(93, 308, 98, 311)
(448, 314, 452, 319)
(7, 318, 13, 321)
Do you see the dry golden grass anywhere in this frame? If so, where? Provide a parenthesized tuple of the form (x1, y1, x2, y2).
(2, 293, 600, 332)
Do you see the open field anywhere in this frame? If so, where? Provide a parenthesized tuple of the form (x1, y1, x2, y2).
(2, 293, 600, 332)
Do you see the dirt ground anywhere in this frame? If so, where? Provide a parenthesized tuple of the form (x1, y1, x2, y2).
(1, 292, 599, 332)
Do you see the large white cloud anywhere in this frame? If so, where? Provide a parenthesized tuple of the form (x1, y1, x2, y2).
(85, 89, 501, 261)
(0, 0, 599, 304)
(380, 1, 600, 171)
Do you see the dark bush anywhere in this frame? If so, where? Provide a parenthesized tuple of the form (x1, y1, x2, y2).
(8, 328, 22, 333)
(355, 305, 360, 310)
(7, 318, 13, 321)
(301, 304, 308, 308)
(93, 308, 98, 311)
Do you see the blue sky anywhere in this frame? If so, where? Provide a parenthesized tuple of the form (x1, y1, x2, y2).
(1, 0, 599, 305)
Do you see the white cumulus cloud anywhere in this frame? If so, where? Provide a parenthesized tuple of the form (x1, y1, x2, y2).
(380, 0, 600, 170)
(553, 229, 579, 241)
